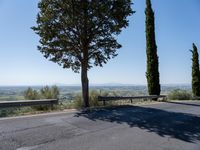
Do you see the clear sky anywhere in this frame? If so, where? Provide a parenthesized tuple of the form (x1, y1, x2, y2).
(0, 0, 200, 86)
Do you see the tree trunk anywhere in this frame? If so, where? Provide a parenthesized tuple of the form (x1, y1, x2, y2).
(81, 1, 90, 108)
(81, 63, 89, 108)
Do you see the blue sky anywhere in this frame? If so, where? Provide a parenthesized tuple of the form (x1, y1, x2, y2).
(0, 0, 200, 86)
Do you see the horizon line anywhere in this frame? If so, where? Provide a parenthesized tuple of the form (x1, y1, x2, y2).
(0, 83, 191, 87)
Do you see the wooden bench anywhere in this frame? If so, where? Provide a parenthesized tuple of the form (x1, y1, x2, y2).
(98, 95, 167, 106)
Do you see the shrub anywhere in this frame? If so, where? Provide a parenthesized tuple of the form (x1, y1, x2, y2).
(73, 93, 83, 109)
(73, 90, 106, 109)
(40, 85, 60, 99)
(168, 89, 192, 100)
(0, 107, 34, 117)
(89, 90, 101, 107)
(24, 86, 60, 111)
(0, 109, 13, 117)
(24, 88, 40, 100)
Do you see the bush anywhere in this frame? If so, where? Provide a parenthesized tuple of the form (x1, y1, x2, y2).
(24, 86, 60, 111)
(73, 90, 106, 109)
(40, 85, 59, 99)
(0, 107, 35, 117)
(90, 90, 102, 107)
(73, 93, 83, 109)
(168, 89, 192, 100)
(24, 88, 40, 100)
(0, 109, 14, 117)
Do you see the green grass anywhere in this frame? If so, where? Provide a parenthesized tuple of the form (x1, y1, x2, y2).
(0, 101, 76, 117)
(167, 89, 192, 100)
(2, 89, 189, 118)
(0, 96, 24, 101)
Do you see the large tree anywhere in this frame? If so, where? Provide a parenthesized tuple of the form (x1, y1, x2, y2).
(145, 0, 160, 96)
(32, 0, 134, 107)
(191, 43, 200, 97)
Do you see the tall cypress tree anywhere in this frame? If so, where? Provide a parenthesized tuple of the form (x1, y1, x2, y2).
(145, 0, 160, 96)
(191, 43, 200, 97)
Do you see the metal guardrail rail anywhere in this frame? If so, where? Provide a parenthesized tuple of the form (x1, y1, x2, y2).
(0, 99, 58, 108)
(98, 95, 167, 106)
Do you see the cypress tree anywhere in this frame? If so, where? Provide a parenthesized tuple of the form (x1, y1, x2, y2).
(145, 0, 160, 96)
(191, 43, 200, 97)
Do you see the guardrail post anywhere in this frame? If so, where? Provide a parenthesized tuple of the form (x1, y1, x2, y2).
(51, 102, 54, 110)
(103, 100, 106, 106)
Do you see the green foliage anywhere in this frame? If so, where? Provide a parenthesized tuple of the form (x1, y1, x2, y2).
(32, 0, 134, 108)
(145, 0, 160, 96)
(40, 85, 60, 99)
(51, 85, 60, 99)
(73, 90, 122, 109)
(0, 107, 33, 118)
(73, 93, 83, 109)
(73, 90, 103, 109)
(24, 87, 40, 100)
(191, 43, 200, 97)
(89, 90, 101, 107)
(24, 86, 60, 100)
(32, 0, 134, 72)
(40, 86, 52, 99)
(24, 86, 60, 111)
(0, 108, 15, 117)
(168, 89, 192, 100)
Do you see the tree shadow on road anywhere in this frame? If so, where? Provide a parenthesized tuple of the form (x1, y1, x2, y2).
(75, 105, 200, 143)
(165, 101, 200, 107)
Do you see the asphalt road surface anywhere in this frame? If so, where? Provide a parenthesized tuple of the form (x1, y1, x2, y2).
(0, 101, 200, 150)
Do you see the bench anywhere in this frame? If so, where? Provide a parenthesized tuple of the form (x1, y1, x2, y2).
(98, 95, 167, 106)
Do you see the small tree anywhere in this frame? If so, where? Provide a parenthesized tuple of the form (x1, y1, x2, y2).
(145, 0, 160, 96)
(24, 86, 60, 100)
(51, 85, 60, 99)
(191, 43, 200, 97)
(40, 86, 52, 99)
(24, 87, 39, 100)
(40, 85, 60, 99)
(32, 0, 134, 107)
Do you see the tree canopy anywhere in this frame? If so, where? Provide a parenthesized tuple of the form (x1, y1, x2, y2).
(32, 0, 133, 72)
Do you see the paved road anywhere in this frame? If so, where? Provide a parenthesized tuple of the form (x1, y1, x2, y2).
(0, 101, 200, 150)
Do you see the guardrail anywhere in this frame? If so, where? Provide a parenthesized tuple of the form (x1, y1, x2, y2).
(0, 99, 58, 108)
(98, 95, 167, 106)
(192, 97, 200, 100)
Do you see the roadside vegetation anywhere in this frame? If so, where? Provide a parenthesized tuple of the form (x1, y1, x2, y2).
(1, 0, 200, 118)
(168, 89, 192, 100)
(0, 87, 164, 118)
(0, 86, 150, 117)
(0, 87, 198, 118)
(0, 86, 60, 117)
